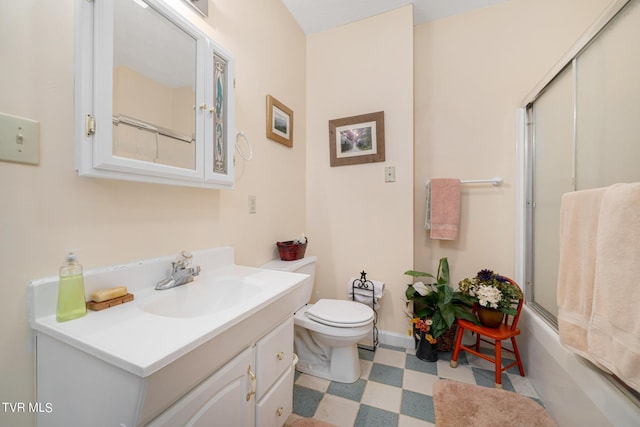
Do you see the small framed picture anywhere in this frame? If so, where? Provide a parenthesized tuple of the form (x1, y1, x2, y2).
(266, 95, 293, 147)
(328, 111, 385, 166)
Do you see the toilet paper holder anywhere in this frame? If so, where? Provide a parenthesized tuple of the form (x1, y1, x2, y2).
(351, 271, 379, 351)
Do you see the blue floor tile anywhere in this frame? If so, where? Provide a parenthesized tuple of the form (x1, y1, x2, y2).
(327, 378, 367, 402)
(358, 347, 375, 361)
(354, 405, 399, 427)
(293, 385, 324, 418)
(401, 389, 435, 423)
(405, 353, 438, 375)
(369, 363, 404, 387)
(472, 367, 514, 391)
(505, 361, 524, 375)
(450, 350, 469, 365)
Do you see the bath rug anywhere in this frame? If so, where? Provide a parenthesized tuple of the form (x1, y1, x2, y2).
(433, 380, 557, 427)
(287, 418, 336, 427)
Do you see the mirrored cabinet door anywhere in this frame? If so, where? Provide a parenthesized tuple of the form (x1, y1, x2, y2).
(75, 0, 235, 189)
(205, 50, 235, 186)
(112, 0, 197, 170)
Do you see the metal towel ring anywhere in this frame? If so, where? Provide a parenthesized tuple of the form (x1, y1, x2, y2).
(235, 131, 253, 161)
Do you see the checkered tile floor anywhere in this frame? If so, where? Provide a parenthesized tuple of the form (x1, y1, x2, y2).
(290, 342, 543, 427)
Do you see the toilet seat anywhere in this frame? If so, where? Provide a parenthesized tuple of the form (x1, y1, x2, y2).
(306, 299, 374, 328)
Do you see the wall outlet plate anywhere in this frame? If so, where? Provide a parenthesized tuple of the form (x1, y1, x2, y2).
(0, 112, 40, 165)
(385, 166, 396, 182)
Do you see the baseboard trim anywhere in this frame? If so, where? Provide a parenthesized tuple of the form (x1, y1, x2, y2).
(378, 329, 414, 350)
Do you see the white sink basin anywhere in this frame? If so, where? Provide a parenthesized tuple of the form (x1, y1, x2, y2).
(143, 277, 263, 318)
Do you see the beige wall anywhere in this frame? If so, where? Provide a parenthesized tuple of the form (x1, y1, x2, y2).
(413, 0, 611, 286)
(0, 0, 306, 425)
(306, 6, 415, 336)
(0, 0, 618, 424)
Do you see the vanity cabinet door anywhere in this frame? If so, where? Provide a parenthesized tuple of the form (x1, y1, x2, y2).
(147, 347, 255, 427)
(255, 317, 294, 400)
(256, 366, 294, 427)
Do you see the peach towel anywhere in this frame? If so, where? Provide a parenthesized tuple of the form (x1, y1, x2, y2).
(428, 178, 461, 240)
(588, 183, 640, 392)
(556, 187, 607, 364)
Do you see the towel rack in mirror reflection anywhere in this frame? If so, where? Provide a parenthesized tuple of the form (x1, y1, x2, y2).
(113, 115, 194, 143)
(425, 176, 503, 187)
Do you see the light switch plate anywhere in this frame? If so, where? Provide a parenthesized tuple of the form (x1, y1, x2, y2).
(0, 112, 40, 165)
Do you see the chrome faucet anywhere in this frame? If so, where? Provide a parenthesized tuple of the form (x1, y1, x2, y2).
(155, 251, 201, 290)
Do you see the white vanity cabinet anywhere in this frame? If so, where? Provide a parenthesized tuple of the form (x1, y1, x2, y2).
(35, 316, 294, 427)
(148, 317, 294, 427)
(29, 247, 307, 427)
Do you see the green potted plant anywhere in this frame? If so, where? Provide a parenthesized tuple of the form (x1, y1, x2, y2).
(458, 269, 523, 327)
(405, 258, 477, 359)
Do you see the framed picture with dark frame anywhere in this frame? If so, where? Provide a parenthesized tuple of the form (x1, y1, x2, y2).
(266, 95, 293, 147)
(328, 111, 385, 166)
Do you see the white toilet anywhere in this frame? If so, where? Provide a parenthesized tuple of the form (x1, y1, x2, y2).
(261, 256, 374, 383)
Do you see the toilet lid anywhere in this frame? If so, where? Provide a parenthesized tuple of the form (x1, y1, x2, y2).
(307, 299, 374, 327)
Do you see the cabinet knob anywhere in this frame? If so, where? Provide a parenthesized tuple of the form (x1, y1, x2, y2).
(277, 407, 284, 417)
(199, 103, 208, 110)
(276, 351, 284, 361)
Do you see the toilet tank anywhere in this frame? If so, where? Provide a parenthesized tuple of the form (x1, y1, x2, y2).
(261, 256, 316, 308)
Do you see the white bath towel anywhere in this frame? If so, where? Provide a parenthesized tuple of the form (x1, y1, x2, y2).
(348, 277, 384, 309)
(556, 187, 607, 363)
(587, 183, 640, 392)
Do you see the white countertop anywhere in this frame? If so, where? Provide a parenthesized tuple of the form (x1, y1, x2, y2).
(28, 248, 307, 377)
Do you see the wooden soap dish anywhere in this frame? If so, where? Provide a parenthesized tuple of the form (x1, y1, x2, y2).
(86, 293, 134, 311)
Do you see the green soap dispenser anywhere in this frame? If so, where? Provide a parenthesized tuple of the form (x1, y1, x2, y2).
(56, 252, 87, 322)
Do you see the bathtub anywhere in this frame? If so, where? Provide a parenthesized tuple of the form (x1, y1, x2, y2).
(519, 306, 640, 427)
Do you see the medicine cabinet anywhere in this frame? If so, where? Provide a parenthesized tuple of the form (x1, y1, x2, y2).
(75, 0, 235, 189)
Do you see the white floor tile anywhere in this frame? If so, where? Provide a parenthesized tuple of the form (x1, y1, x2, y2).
(295, 373, 330, 393)
(360, 380, 403, 413)
(314, 394, 360, 426)
(373, 347, 407, 368)
(402, 370, 440, 395)
(360, 359, 373, 380)
(465, 353, 498, 371)
(398, 414, 435, 427)
(508, 373, 539, 399)
(436, 360, 477, 384)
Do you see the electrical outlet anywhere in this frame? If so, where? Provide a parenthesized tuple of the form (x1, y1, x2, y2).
(385, 166, 396, 182)
(248, 195, 256, 214)
(0, 112, 40, 165)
